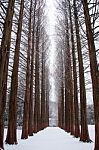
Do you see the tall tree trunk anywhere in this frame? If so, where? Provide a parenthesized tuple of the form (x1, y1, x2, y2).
(82, 0, 99, 148)
(58, 95, 62, 128)
(45, 70, 49, 127)
(41, 44, 46, 130)
(58, 49, 64, 129)
(28, 0, 36, 136)
(21, 0, 32, 139)
(0, 0, 15, 148)
(34, 19, 40, 133)
(65, 74, 71, 133)
(61, 82, 65, 129)
(0, 34, 11, 147)
(64, 6, 74, 133)
(6, 0, 24, 144)
(0, 51, 9, 150)
(73, 0, 91, 142)
(68, 1, 79, 136)
(0, 0, 15, 105)
(45, 91, 49, 127)
(58, 81, 64, 129)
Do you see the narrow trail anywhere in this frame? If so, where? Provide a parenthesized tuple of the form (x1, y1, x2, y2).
(5, 127, 94, 150)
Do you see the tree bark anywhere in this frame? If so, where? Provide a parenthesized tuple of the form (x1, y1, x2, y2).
(6, 0, 24, 144)
(28, 0, 36, 136)
(0, 0, 15, 149)
(61, 82, 65, 129)
(21, 0, 32, 139)
(73, 0, 91, 142)
(68, 0, 79, 136)
(41, 42, 46, 130)
(82, 0, 99, 148)
(58, 49, 64, 129)
(0, 40, 10, 150)
(34, 14, 40, 133)
(64, 7, 74, 133)
(45, 70, 49, 127)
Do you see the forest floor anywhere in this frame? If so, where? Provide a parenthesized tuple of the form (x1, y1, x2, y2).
(4, 126, 94, 150)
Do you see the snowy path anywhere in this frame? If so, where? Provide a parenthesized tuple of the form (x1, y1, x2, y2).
(5, 127, 94, 150)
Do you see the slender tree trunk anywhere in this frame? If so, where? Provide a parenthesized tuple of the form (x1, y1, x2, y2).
(58, 49, 64, 129)
(65, 73, 70, 132)
(64, 0, 70, 133)
(64, 7, 74, 133)
(0, 1, 15, 148)
(58, 83, 64, 129)
(34, 18, 40, 133)
(6, 0, 24, 144)
(0, 40, 10, 149)
(73, 0, 91, 142)
(68, 0, 79, 136)
(41, 44, 46, 130)
(28, 0, 36, 136)
(0, 0, 15, 106)
(21, 0, 32, 139)
(45, 71, 49, 127)
(58, 96, 62, 128)
(61, 82, 64, 129)
(46, 91, 49, 127)
(82, 0, 99, 148)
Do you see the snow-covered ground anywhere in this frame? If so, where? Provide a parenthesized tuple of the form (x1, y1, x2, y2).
(4, 126, 94, 150)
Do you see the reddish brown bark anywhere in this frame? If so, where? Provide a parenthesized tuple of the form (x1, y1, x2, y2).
(6, 0, 24, 144)
(73, 0, 91, 141)
(0, 0, 15, 149)
(0, 0, 15, 103)
(41, 43, 46, 130)
(64, 11, 74, 133)
(28, 0, 36, 136)
(61, 83, 65, 129)
(58, 96, 62, 128)
(45, 71, 49, 127)
(0, 42, 10, 149)
(21, 0, 32, 139)
(45, 92, 49, 127)
(34, 17, 40, 133)
(58, 49, 64, 129)
(68, 0, 79, 136)
(58, 82, 64, 129)
(61, 0, 75, 135)
(82, 0, 99, 148)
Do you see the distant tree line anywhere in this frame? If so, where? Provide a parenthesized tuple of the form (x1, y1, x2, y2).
(49, 101, 94, 126)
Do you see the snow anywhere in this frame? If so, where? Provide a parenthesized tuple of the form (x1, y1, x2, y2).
(4, 126, 94, 150)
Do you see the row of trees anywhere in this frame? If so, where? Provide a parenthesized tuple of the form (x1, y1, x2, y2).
(0, 0, 50, 149)
(55, 0, 99, 150)
(0, 0, 99, 150)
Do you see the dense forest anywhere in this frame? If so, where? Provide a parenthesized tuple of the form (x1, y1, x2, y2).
(0, 0, 99, 150)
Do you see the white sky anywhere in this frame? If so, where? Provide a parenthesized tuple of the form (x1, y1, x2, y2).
(46, 0, 56, 34)
(46, 0, 56, 102)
